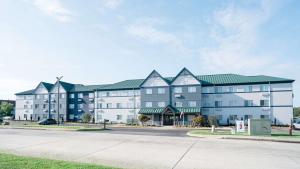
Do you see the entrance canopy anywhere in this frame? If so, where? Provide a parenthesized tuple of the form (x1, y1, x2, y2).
(138, 105, 201, 115)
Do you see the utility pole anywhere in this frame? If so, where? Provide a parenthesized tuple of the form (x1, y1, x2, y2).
(56, 76, 63, 126)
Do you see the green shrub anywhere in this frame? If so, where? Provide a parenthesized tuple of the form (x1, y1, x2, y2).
(138, 115, 150, 126)
(82, 113, 92, 123)
(192, 116, 206, 127)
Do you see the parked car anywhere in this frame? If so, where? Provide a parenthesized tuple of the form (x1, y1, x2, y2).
(3, 116, 12, 120)
(38, 119, 57, 125)
(293, 121, 300, 129)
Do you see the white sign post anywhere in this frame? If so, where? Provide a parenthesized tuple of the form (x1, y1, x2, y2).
(236, 120, 245, 132)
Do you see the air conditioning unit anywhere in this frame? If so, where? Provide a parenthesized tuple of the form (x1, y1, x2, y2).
(89, 109, 94, 112)
(262, 107, 271, 111)
(51, 109, 56, 112)
(89, 98, 94, 102)
(78, 98, 83, 102)
(43, 99, 48, 102)
(51, 99, 55, 102)
(78, 109, 82, 112)
(43, 109, 48, 112)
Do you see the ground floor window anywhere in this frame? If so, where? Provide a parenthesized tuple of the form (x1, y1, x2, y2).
(117, 115, 122, 120)
(244, 115, 253, 121)
(229, 115, 237, 121)
(260, 115, 270, 119)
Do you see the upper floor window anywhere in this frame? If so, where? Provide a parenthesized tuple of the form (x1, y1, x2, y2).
(107, 103, 112, 108)
(78, 93, 83, 98)
(44, 95, 48, 99)
(215, 101, 222, 107)
(50, 94, 56, 99)
(188, 86, 197, 93)
(158, 88, 165, 94)
(215, 87, 222, 93)
(117, 115, 122, 120)
(35, 95, 40, 99)
(89, 93, 94, 98)
(78, 104, 83, 108)
(116, 103, 122, 108)
(60, 94, 65, 99)
(174, 87, 182, 93)
(145, 102, 152, 108)
(188, 101, 197, 107)
(175, 102, 183, 107)
(89, 103, 94, 109)
(69, 94, 75, 99)
(158, 102, 165, 107)
(35, 104, 39, 109)
(228, 86, 235, 93)
(69, 104, 74, 109)
(244, 86, 253, 92)
(244, 100, 253, 107)
(146, 89, 152, 94)
(260, 100, 269, 106)
(260, 85, 269, 92)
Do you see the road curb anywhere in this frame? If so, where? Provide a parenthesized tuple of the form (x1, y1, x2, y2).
(187, 132, 300, 144)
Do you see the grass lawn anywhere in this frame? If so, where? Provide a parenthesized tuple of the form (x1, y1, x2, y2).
(188, 129, 300, 139)
(0, 152, 119, 169)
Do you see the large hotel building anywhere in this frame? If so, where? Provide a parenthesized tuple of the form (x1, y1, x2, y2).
(15, 68, 294, 125)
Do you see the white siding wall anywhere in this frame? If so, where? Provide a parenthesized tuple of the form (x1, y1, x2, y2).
(15, 96, 34, 120)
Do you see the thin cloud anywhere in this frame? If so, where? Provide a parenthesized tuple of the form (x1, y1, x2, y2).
(199, 0, 289, 74)
(101, 0, 123, 10)
(28, 0, 73, 23)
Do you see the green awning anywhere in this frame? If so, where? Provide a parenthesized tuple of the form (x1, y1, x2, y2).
(138, 106, 201, 115)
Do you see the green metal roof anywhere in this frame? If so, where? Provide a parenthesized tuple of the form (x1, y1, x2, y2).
(70, 84, 111, 92)
(95, 79, 144, 91)
(139, 107, 201, 114)
(40, 82, 54, 91)
(15, 89, 35, 95)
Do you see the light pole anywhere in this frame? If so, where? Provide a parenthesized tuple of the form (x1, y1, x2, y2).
(56, 76, 63, 126)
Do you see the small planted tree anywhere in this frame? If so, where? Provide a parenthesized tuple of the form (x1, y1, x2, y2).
(192, 116, 206, 127)
(208, 116, 219, 127)
(82, 113, 92, 123)
(138, 115, 150, 126)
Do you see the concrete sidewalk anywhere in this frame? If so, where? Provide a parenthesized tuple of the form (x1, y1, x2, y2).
(0, 129, 300, 169)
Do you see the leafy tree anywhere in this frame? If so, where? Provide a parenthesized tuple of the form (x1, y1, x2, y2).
(192, 116, 206, 127)
(138, 115, 150, 126)
(0, 102, 14, 117)
(208, 116, 219, 127)
(82, 113, 92, 123)
(294, 107, 300, 117)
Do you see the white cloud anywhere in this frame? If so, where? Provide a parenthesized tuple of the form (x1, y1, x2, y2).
(199, 0, 289, 74)
(29, 0, 73, 23)
(101, 0, 123, 10)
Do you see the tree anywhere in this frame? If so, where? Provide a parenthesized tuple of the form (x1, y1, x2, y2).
(0, 102, 14, 117)
(208, 116, 219, 127)
(82, 113, 92, 123)
(138, 115, 150, 126)
(192, 116, 206, 127)
(294, 107, 300, 117)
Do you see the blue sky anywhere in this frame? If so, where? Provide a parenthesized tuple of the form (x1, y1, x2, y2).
(0, 0, 299, 106)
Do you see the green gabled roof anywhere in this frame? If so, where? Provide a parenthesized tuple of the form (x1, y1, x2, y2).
(15, 89, 35, 95)
(139, 107, 201, 114)
(70, 84, 111, 92)
(59, 81, 75, 91)
(40, 82, 54, 91)
(96, 79, 144, 91)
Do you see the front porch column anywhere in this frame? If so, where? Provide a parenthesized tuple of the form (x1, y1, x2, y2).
(161, 113, 164, 126)
(152, 114, 154, 125)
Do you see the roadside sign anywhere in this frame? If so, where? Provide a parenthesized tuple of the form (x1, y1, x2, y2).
(236, 120, 245, 132)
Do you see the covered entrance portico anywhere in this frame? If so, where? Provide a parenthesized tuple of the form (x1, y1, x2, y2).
(138, 106, 201, 126)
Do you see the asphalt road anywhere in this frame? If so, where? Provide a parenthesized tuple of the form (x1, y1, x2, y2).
(0, 128, 300, 169)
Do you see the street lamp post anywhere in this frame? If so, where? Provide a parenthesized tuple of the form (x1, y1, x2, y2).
(56, 76, 63, 126)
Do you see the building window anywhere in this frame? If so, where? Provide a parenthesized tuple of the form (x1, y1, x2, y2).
(215, 101, 222, 107)
(98, 92, 107, 97)
(117, 115, 122, 120)
(69, 94, 75, 99)
(145, 102, 152, 108)
(35, 95, 40, 99)
(215, 87, 222, 93)
(188, 86, 197, 93)
(260, 100, 269, 106)
(43, 104, 46, 109)
(244, 100, 253, 107)
(146, 89, 152, 94)
(97, 103, 102, 109)
(158, 102, 165, 107)
(97, 114, 102, 120)
(78, 104, 83, 109)
(51, 104, 55, 109)
(175, 102, 183, 107)
(260, 115, 269, 119)
(244, 115, 253, 121)
(116, 103, 122, 108)
(260, 85, 269, 92)
(244, 86, 253, 92)
(34, 104, 39, 109)
(78, 93, 83, 98)
(107, 103, 112, 108)
(51, 94, 56, 99)
(59, 104, 62, 109)
(43, 95, 48, 99)
(229, 115, 238, 121)
(89, 103, 94, 109)
(69, 104, 74, 109)
(228, 86, 235, 93)
(188, 101, 197, 107)
(158, 88, 165, 94)
(174, 87, 182, 93)
(24, 105, 28, 109)
(60, 94, 65, 99)
(89, 93, 94, 98)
